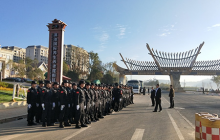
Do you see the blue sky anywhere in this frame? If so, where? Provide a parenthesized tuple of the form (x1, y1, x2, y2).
(1, 0, 220, 83)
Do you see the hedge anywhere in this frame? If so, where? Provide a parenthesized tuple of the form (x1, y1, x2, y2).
(0, 82, 14, 88)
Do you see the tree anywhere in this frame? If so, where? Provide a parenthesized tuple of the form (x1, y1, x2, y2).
(63, 61, 69, 75)
(211, 75, 220, 89)
(66, 70, 79, 82)
(14, 59, 26, 78)
(102, 73, 113, 84)
(88, 68, 103, 82)
(144, 78, 159, 86)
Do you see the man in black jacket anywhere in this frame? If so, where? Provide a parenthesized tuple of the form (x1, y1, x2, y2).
(153, 84, 162, 112)
(75, 80, 87, 128)
(150, 87, 155, 106)
(169, 85, 175, 108)
(41, 80, 53, 127)
(27, 81, 38, 126)
(36, 80, 44, 123)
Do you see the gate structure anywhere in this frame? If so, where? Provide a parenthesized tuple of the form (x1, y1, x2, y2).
(114, 42, 220, 91)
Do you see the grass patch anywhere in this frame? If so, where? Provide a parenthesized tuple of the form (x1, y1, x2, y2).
(0, 90, 26, 103)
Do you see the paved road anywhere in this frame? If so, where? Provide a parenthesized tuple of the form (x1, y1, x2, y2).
(0, 92, 199, 140)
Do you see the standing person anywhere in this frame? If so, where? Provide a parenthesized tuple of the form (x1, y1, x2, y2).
(74, 80, 87, 128)
(112, 83, 123, 112)
(150, 87, 155, 106)
(59, 80, 70, 128)
(27, 81, 38, 126)
(153, 84, 162, 112)
(169, 85, 175, 108)
(41, 81, 53, 127)
(143, 87, 146, 95)
(94, 84, 100, 121)
(89, 83, 96, 122)
(148, 88, 150, 94)
(130, 86, 134, 104)
(84, 83, 91, 124)
(36, 81, 44, 123)
(71, 82, 78, 124)
(51, 82, 60, 124)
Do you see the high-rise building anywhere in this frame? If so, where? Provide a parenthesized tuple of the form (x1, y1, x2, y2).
(0, 48, 14, 78)
(63, 44, 89, 78)
(26, 45, 48, 64)
(2, 46, 26, 63)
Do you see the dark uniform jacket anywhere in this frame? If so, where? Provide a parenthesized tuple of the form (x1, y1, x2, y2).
(36, 86, 43, 104)
(155, 88, 161, 100)
(41, 87, 53, 105)
(27, 87, 37, 105)
(169, 88, 175, 97)
(112, 88, 123, 100)
(59, 86, 68, 105)
(75, 87, 85, 106)
(151, 89, 155, 98)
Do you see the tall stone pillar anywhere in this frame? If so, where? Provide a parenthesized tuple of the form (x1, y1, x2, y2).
(47, 19, 67, 84)
(169, 73, 184, 92)
(119, 73, 126, 85)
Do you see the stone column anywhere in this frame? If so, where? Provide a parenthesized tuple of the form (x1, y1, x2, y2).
(119, 73, 126, 85)
(169, 73, 184, 92)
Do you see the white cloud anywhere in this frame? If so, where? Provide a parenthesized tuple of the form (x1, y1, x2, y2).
(207, 23, 220, 31)
(99, 32, 109, 42)
(212, 24, 220, 27)
(158, 24, 176, 37)
(116, 24, 126, 39)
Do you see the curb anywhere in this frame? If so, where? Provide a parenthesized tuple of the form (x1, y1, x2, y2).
(0, 114, 27, 124)
(0, 101, 27, 110)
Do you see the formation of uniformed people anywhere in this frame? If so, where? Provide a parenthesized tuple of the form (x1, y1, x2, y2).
(27, 80, 134, 128)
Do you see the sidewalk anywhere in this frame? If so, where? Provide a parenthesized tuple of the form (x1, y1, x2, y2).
(0, 106, 27, 124)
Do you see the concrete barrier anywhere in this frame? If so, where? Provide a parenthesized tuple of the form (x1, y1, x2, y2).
(0, 101, 27, 110)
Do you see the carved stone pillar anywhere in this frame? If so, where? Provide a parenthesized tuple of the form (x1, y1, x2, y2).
(169, 73, 184, 92)
(119, 73, 126, 85)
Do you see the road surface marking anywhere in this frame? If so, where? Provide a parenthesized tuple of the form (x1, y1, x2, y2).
(167, 112, 185, 140)
(131, 129, 145, 140)
(176, 110, 194, 129)
(62, 126, 90, 140)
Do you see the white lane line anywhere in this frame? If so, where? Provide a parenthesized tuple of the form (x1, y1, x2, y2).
(131, 129, 145, 140)
(176, 110, 194, 129)
(62, 126, 90, 140)
(167, 112, 185, 140)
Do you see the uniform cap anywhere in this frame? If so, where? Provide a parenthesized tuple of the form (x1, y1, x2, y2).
(79, 80, 85, 85)
(31, 81, 37, 84)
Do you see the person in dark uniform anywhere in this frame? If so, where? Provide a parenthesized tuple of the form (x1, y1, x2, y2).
(169, 85, 175, 108)
(27, 81, 38, 126)
(130, 86, 134, 104)
(112, 83, 123, 112)
(148, 88, 150, 94)
(71, 82, 77, 124)
(74, 80, 87, 128)
(66, 81, 74, 124)
(51, 82, 60, 124)
(41, 80, 53, 127)
(36, 80, 44, 123)
(143, 87, 146, 95)
(84, 82, 91, 124)
(59, 80, 71, 128)
(150, 87, 155, 106)
(94, 84, 100, 121)
(153, 84, 162, 112)
(89, 83, 96, 122)
(98, 85, 104, 118)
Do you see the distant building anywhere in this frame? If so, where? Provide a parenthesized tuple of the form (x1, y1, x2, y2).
(0, 48, 14, 78)
(1, 46, 26, 63)
(63, 45, 89, 79)
(26, 45, 48, 64)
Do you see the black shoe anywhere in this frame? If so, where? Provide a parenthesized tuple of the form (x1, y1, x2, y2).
(153, 110, 157, 112)
(81, 124, 88, 127)
(169, 107, 172, 109)
(92, 120, 97, 122)
(86, 121, 91, 124)
(95, 118, 99, 121)
(64, 123, 71, 127)
(42, 123, 47, 127)
(159, 110, 162, 112)
(59, 122, 64, 128)
(75, 125, 81, 129)
(27, 123, 32, 126)
(47, 123, 54, 126)
(100, 116, 104, 119)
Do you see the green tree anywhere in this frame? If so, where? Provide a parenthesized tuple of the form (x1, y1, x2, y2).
(88, 69, 103, 82)
(211, 75, 220, 89)
(66, 70, 79, 82)
(63, 61, 69, 75)
(102, 73, 113, 84)
(14, 59, 26, 78)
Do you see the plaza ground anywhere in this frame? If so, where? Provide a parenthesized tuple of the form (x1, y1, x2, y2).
(0, 91, 220, 140)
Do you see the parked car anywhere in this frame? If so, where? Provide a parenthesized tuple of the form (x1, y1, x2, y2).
(25, 78, 32, 82)
(2, 77, 21, 82)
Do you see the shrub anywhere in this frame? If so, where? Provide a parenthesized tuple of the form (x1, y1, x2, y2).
(0, 82, 14, 88)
